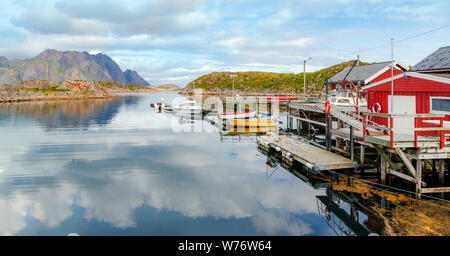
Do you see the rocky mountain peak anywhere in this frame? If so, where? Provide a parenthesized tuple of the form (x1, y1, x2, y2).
(123, 69, 149, 85)
(0, 50, 150, 86)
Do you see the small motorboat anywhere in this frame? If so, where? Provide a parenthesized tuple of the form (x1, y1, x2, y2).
(172, 100, 203, 114)
(219, 110, 256, 120)
(154, 102, 165, 112)
(329, 89, 367, 107)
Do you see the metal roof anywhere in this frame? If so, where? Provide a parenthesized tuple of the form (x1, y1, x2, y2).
(329, 61, 397, 84)
(412, 46, 450, 70)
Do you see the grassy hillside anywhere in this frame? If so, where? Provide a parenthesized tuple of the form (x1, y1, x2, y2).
(1, 80, 154, 95)
(148, 84, 180, 91)
(184, 60, 369, 94)
(93, 81, 154, 91)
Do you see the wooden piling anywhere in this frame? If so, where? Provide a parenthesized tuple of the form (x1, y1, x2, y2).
(360, 145, 365, 175)
(439, 159, 445, 184)
(416, 159, 422, 199)
(380, 153, 386, 184)
(289, 116, 293, 132)
(308, 112, 312, 141)
(326, 114, 331, 151)
(350, 126, 354, 161)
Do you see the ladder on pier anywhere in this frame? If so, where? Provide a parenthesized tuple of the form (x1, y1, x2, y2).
(329, 106, 364, 130)
(289, 102, 375, 131)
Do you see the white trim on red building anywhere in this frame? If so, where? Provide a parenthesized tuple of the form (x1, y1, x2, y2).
(362, 72, 450, 91)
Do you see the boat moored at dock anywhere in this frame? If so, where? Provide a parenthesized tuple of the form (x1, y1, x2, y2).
(219, 110, 256, 120)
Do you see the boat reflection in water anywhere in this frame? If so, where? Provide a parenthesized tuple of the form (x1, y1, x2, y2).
(257, 145, 384, 236)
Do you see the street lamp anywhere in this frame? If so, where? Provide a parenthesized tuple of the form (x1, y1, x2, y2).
(303, 57, 312, 95)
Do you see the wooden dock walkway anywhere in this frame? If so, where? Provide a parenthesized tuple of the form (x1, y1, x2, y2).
(285, 102, 450, 196)
(257, 135, 357, 171)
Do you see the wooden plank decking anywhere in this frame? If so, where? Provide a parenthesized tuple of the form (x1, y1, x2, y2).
(257, 135, 357, 171)
(365, 135, 440, 148)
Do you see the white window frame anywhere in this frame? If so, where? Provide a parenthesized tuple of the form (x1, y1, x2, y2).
(429, 96, 450, 114)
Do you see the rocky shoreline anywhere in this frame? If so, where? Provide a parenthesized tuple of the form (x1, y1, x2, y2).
(0, 80, 158, 103)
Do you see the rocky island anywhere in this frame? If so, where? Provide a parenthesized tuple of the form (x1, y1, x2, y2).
(0, 80, 155, 103)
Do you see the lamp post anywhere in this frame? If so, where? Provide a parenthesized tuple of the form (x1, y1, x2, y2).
(303, 57, 312, 95)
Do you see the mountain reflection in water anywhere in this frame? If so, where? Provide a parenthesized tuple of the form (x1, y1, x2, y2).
(0, 92, 387, 236)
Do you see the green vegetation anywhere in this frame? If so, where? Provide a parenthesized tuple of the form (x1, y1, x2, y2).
(185, 60, 369, 93)
(94, 81, 150, 90)
(126, 84, 151, 90)
(23, 87, 68, 94)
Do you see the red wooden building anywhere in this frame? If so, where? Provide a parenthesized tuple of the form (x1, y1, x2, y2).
(362, 46, 450, 132)
(362, 72, 450, 135)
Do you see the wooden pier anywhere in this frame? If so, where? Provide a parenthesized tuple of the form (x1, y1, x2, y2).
(286, 102, 450, 197)
(191, 95, 449, 197)
(257, 135, 357, 172)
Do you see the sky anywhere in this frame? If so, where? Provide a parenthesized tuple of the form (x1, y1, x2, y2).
(0, 0, 449, 87)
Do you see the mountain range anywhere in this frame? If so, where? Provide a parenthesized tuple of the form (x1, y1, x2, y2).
(0, 49, 149, 86)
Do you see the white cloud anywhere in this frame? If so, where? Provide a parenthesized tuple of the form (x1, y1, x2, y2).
(0, 0, 449, 86)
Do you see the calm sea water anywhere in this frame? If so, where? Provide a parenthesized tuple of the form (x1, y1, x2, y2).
(0, 92, 344, 236)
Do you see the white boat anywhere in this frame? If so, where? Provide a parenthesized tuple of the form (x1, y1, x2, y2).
(329, 89, 367, 107)
(154, 102, 165, 112)
(219, 110, 257, 120)
(172, 100, 203, 114)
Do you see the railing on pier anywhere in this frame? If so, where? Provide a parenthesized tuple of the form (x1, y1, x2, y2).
(362, 112, 450, 149)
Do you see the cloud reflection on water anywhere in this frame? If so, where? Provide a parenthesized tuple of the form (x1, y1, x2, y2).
(0, 93, 328, 236)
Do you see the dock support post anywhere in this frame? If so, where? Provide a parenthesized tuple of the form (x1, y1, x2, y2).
(381, 196, 386, 209)
(287, 106, 291, 132)
(350, 126, 354, 161)
(360, 145, 365, 174)
(380, 152, 386, 184)
(326, 114, 331, 151)
(416, 159, 422, 199)
(308, 112, 312, 141)
(439, 159, 445, 184)
(289, 116, 293, 132)
(257, 100, 260, 116)
(268, 101, 272, 116)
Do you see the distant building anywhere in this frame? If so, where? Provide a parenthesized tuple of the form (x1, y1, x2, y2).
(412, 46, 450, 75)
(329, 61, 409, 88)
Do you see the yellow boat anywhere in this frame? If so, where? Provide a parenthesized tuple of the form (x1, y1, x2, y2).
(226, 126, 276, 134)
(228, 119, 276, 128)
